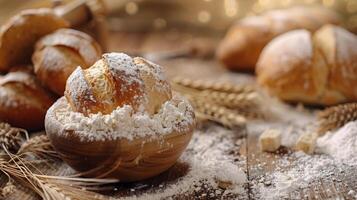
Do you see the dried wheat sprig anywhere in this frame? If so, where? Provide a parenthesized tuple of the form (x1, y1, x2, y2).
(0, 122, 28, 152)
(172, 76, 255, 94)
(0, 149, 116, 200)
(317, 103, 357, 135)
(17, 135, 58, 159)
(190, 97, 246, 129)
(0, 178, 16, 198)
(198, 90, 260, 109)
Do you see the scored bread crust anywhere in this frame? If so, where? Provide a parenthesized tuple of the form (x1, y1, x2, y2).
(256, 25, 357, 105)
(65, 53, 172, 115)
(217, 6, 340, 71)
(0, 8, 69, 72)
(32, 28, 102, 95)
(0, 70, 55, 130)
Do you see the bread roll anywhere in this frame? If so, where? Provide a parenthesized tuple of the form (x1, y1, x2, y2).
(0, 8, 69, 72)
(0, 69, 55, 131)
(32, 28, 102, 96)
(65, 52, 172, 115)
(256, 25, 357, 105)
(217, 6, 340, 71)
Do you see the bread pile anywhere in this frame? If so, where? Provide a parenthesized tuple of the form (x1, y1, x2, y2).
(45, 52, 195, 181)
(217, 6, 340, 71)
(0, 8, 101, 130)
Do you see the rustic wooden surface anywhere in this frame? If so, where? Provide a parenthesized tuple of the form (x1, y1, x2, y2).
(1, 1, 357, 198)
(1, 28, 355, 200)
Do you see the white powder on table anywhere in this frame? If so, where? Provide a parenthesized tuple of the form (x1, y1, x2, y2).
(317, 121, 357, 165)
(121, 126, 247, 200)
(54, 94, 194, 141)
(255, 152, 356, 200)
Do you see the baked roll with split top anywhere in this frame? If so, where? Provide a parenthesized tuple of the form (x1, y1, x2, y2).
(32, 28, 102, 96)
(0, 69, 55, 131)
(217, 6, 340, 71)
(0, 9, 69, 72)
(45, 52, 195, 181)
(256, 25, 357, 105)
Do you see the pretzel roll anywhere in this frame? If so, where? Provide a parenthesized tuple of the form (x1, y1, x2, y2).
(32, 28, 102, 95)
(256, 25, 357, 105)
(217, 6, 340, 71)
(46, 53, 195, 181)
(65, 53, 172, 115)
(0, 70, 55, 130)
(0, 8, 69, 72)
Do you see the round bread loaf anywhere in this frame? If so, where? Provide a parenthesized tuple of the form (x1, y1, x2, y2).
(0, 8, 69, 72)
(256, 25, 357, 105)
(0, 69, 55, 130)
(32, 28, 102, 95)
(65, 52, 172, 115)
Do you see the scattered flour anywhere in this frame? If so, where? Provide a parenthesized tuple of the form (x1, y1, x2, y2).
(121, 126, 247, 200)
(255, 152, 355, 200)
(317, 121, 357, 165)
(53, 94, 194, 141)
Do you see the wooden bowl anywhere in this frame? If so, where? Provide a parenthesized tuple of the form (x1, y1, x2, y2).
(45, 97, 195, 182)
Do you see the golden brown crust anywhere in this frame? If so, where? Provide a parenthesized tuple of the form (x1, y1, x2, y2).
(0, 70, 55, 130)
(32, 28, 102, 96)
(217, 6, 340, 71)
(315, 25, 357, 101)
(64, 53, 172, 116)
(256, 25, 357, 105)
(0, 8, 69, 72)
(134, 57, 172, 114)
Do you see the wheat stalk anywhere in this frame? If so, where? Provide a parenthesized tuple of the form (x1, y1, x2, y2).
(0, 122, 28, 153)
(171, 77, 265, 120)
(17, 135, 58, 160)
(172, 76, 255, 93)
(317, 103, 357, 135)
(0, 149, 116, 200)
(189, 97, 246, 129)
(198, 90, 260, 109)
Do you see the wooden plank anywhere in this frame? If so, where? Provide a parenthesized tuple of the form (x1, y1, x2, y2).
(243, 114, 357, 200)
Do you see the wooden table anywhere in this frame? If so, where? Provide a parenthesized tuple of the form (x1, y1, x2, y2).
(1, 23, 357, 200)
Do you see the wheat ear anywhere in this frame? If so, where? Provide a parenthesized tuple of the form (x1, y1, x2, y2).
(317, 103, 357, 135)
(198, 90, 260, 109)
(189, 97, 246, 129)
(17, 135, 58, 159)
(0, 149, 116, 200)
(172, 76, 255, 93)
(0, 122, 28, 152)
(0, 178, 16, 198)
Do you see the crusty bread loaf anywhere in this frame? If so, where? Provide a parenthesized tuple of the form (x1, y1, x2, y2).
(65, 52, 172, 115)
(46, 53, 194, 181)
(0, 8, 69, 72)
(217, 6, 340, 71)
(256, 25, 357, 105)
(32, 28, 102, 96)
(0, 69, 55, 130)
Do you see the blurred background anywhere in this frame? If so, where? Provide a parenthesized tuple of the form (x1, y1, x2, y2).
(0, 0, 356, 79)
(1, 0, 356, 31)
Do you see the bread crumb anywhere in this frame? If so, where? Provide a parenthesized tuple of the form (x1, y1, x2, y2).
(295, 132, 317, 154)
(259, 129, 281, 152)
